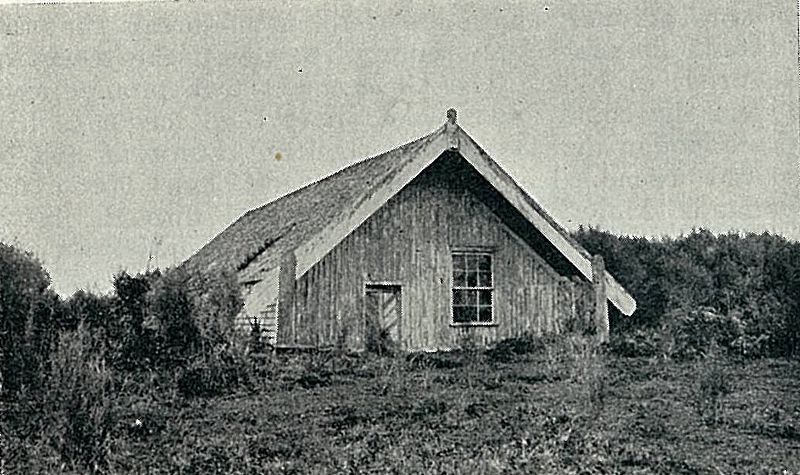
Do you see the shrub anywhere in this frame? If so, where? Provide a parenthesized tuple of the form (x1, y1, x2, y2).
(176, 340, 253, 397)
(730, 332, 772, 358)
(40, 325, 116, 471)
(167, 269, 255, 398)
(112, 271, 155, 369)
(486, 333, 545, 362)
(609, 328, 661, 358)
(663, 308, 744, 359)
(66, 290, 116, 333)
(189, 269, 243, 348)
(147, 268, 199, 364)
(572, 227, 800, 359)
(0, 242, 61, 396)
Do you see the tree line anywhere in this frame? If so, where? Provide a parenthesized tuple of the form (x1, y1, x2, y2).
(573, 227, 800, 357)
(0, 242, 245, 397)
(2, 227, 799, 396)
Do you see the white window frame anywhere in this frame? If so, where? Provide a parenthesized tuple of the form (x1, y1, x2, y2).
(450, 249, 495, 326)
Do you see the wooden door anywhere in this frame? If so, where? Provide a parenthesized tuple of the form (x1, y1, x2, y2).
(364, 284, 402, 351)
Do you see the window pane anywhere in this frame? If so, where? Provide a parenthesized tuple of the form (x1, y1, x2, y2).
(465, 290, 477, 306)
(479, 306, 493, 323)
(478, 255, 491, 271)
(453, 254, 466, 270)
(453, 305, 476, 323)
(479, 290, 493, 306)
(466, 271, 478, 287)
(453, 306, 467, 323)
(452, 289, 467, 306)
(453, 270, 466, 287)
(467, 255, 478, 271)
(478, 271, 492, 287)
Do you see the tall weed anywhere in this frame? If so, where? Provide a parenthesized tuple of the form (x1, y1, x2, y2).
(537, 335, 608, 413)
(693, 358, 733, 425)
(176, 338, 255, 397)
(41, 325, 117, 471)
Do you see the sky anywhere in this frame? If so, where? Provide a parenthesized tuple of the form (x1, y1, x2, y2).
(1, 1, 798, 296)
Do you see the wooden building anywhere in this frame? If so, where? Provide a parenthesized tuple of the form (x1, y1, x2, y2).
(184, 110, 636, 351)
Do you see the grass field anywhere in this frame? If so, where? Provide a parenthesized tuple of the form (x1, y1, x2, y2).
(6, 342, 800, 474)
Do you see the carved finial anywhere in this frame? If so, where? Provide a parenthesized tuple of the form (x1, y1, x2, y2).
(445, 108, 459, 149)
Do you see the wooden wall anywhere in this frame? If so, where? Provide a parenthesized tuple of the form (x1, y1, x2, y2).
(280, 159, 595, 351)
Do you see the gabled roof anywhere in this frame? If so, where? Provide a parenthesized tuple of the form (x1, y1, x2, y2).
(183, 112, 636, 316)
(182, 128, 443, 284)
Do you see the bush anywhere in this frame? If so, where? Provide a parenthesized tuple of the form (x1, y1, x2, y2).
(663, 308, 744, 359)
(176, 340, 253, 397)
(40, 325, 116, 471)
(172, 269, 253, 397)
(66, 290, 116, 333)
(189, 269, 243, 348)
(486, 333, 545, 362)
(609, 329, 661, 358)
(730, 332, 773, 358)
(0, 242, 61, 396)
(147, 268, 199, 363)
(112, 271, 156, 369)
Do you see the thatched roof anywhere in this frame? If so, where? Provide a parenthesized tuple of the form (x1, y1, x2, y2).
(182, 128, 443, 284)
(183, 112, 637, 316)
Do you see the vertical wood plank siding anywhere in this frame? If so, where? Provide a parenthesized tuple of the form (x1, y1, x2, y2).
(285, 166, 594, 351)
(234, 301, 278, 345)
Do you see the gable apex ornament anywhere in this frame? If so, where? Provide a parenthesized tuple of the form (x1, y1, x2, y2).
(445, 108, 459, 150)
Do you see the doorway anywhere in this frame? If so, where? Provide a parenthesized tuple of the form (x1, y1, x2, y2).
(364, 283, 402, 352)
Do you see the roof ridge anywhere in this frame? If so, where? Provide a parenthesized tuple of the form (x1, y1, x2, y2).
(181, 124, 445, 272)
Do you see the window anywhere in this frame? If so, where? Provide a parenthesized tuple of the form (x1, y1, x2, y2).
(451, 251, 494, 324)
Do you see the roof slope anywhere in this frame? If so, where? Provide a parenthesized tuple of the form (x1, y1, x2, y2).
(183, 114, 636, 316)
(183, 127, 444, 283)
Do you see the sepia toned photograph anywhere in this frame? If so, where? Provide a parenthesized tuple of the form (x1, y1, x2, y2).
(1, 1, 799, 473)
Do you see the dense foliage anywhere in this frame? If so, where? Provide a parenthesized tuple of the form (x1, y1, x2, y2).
(1, 242, 247, 470)
(573, 227, 800, 357)
(0, 243, 65, 394)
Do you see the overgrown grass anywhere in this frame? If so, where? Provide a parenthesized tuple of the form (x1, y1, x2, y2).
(5, 340, 800, 474)
(693, 357, 735, 425)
